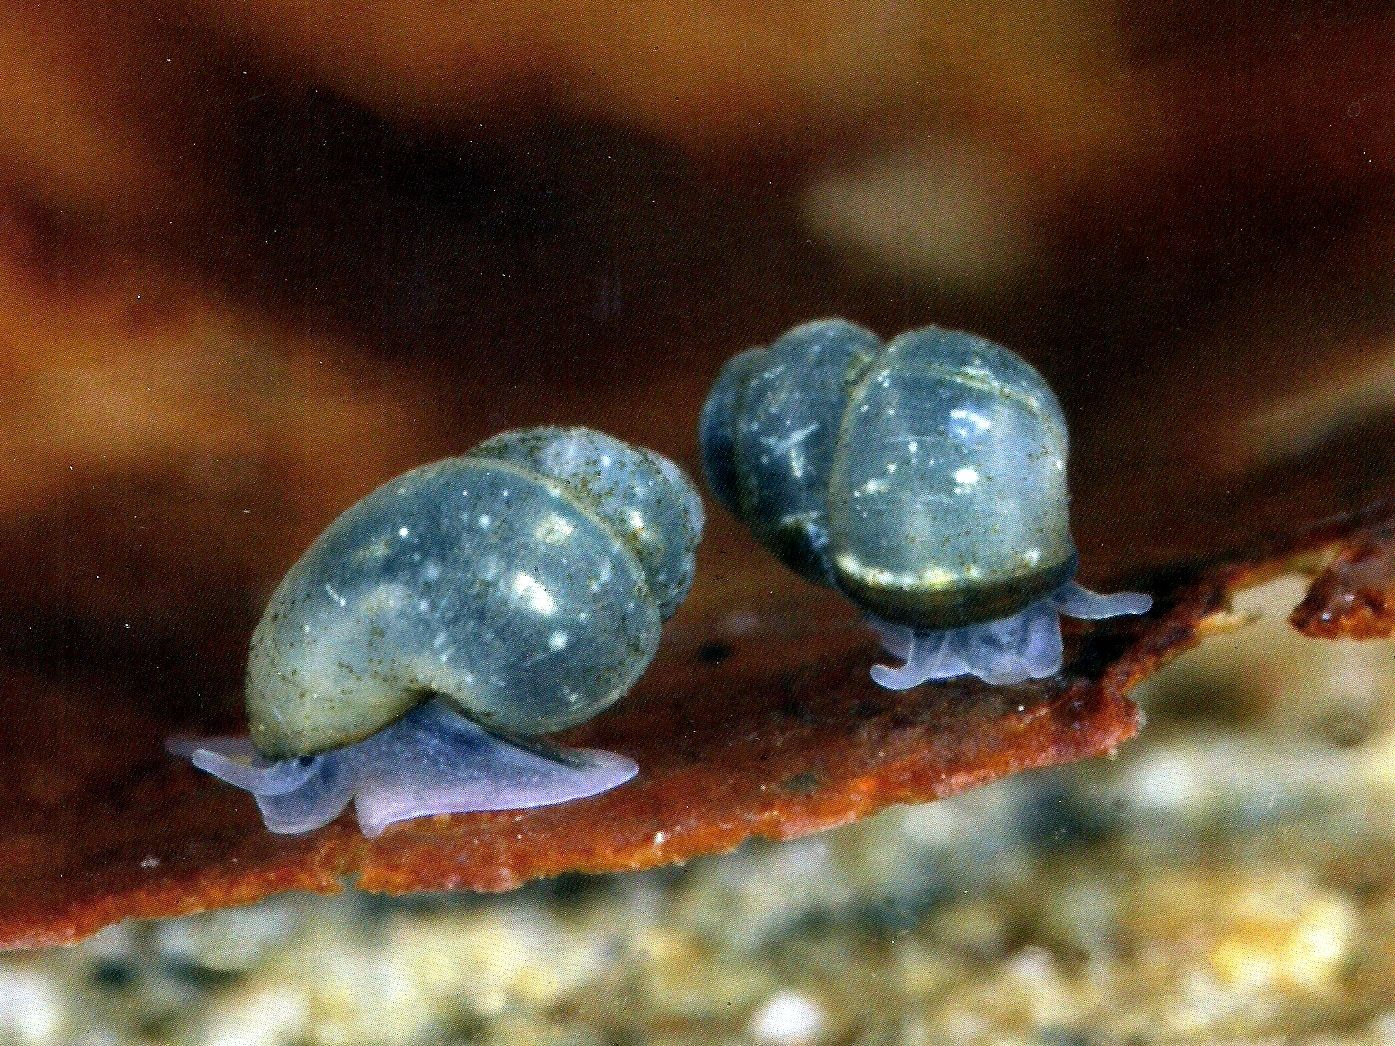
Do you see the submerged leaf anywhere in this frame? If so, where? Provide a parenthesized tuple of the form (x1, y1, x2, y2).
(2, 500, 1391, 950)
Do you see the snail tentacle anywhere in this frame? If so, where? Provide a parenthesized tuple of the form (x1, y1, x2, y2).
(870, 628, 951, 690)
(254, 755, 356, 835)
(1052, 581, 1154, 620)
(167, 736, 318, 796)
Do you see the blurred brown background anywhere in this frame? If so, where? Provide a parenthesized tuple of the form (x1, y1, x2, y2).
(5, 0, 1392, 709)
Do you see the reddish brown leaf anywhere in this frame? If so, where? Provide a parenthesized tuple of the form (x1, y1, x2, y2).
(1292, 523, 1395, 640)
(0, 591, 1147, 949)
(4, 502, 1390, 951)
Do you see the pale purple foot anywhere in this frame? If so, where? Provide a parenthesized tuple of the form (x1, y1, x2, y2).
(867, 580, 1151, 690)
(169, 700, 638, 837)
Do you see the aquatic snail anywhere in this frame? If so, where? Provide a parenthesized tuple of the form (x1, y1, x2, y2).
(699, 319, 1151, 689)
(171, 426, 703, 836)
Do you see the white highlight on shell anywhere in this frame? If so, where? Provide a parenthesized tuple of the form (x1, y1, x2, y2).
(761, 421, 820, 479)
(835, 553, 957, 592)
(588, 559, 614, 593)
(510, 572, 557, 615)
(548, 631, 569, 651)
(533, 512, 575, 544)
(950, 406, 993, 431)
(357, 582, 410, 614)
(953, 466, 980, 486)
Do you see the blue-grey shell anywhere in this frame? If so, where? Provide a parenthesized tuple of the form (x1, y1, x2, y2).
(246, 427, 703, 758)
(700, 319, 1075, 630)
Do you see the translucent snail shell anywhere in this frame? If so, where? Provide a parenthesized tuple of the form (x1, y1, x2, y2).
(700, 319, 1149, 689)
(172, 426, 703, 836)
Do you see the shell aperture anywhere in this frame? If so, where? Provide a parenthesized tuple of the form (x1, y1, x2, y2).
(173, 427, 702, 836)
(699, 319, 1151, 689)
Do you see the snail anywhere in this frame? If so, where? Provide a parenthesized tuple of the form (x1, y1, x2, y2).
(170, 426, 703, 837)
(699, 319, 1150, 690)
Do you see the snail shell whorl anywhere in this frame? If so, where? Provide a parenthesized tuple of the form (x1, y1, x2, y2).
(471, 427, 703, 619)
(701, 320, 1077, 630)
(246, 427, 702, 759)
(700, 319, 881, 584)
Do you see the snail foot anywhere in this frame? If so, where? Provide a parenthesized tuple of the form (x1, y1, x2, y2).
(866, 581, 1152, 690)
(169, 699, 638, 837)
